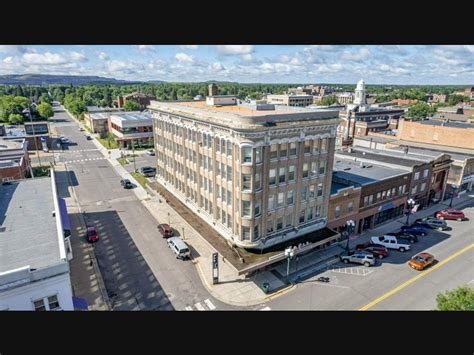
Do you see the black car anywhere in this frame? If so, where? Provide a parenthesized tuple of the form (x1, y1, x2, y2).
(139, 166, 156, 177)
(86, 135, 92, 140)
(391, 231, 418, 243)
(120, 179, 133, 189)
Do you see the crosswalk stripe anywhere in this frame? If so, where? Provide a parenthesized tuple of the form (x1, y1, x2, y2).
(204, 299, 216, 310)
(260, 306, 271, 311)
(194, 302, 205, 311)
(185, 306, 193, 311)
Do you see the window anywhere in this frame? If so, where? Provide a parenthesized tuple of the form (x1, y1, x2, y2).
(289, 142, 297, 156)
(279, 167, 286, 183)
(235, 198, 239, 212)
(267, 220, 274, 234)
(270, 144, 277, 159)
(33, 299, 46, 311)
(319, 161, 326, 175)
(382, 190, 386, 199)
(242, 226, 251, 240)
(269, 169, 276, 185)
(288, 165, 296, 181)
(222, 212, 226, 225)
(242, 146, 252, 163)
(205, 198, 209, 211)
(209, 181, 213, 194)
(368, 194, 373, 204)
(423, 169, 429, 178)
(33, 295, 60, 311)
(420, 182, 426, 192)
(255, 147, 262, 163)
(47, 295, 60, 310)
(335, 205, 341, 218)
(315, 205, 321, 217)
(216, 163, 220, 176)
(221, 187, 226, 202)
(306, 207, 313, 221)
(301, 186, 308, 201)
(414, 171, 420, 180)
(216, 138, 220, 152)
(348, 201, 353, 213)
(242, 201, 251, 217)
(227, 190, 232, 205)
(204, 177, 208, 191)
(251, 173, 260, 191)
(221, 139, 226, 155)
(286, 190, 294, 205)
(209, 202, 213, 214)
(302, 163, 309, 178)
(227, 142, 232, 156)
(255, 199, 261, 216)
(277, 192, 285, 208)
(402, 185, 406, 193)
(364, 196, 369, 206)
(253, 225, 260, 241)
(286, 214, 292, 228)
(398, 185, 403, 195)
(299, 210, 305, 223)
(317, 183, 323, 197)
(310, 161, 317, 177)
(304, 140, 311, 154)
(221, 163, 226, 179)
(387, 189, 391, 199)
(312, 139, 319, 154)
(268, 194, 275, 211)
(276, 217, 283, 230)
(227, 166, 232, 181)
(321, 138, 328, 152)
(309, 185, 315, 199)
(392, 187, 396, 196)
(412, 185, 418, 194)
(377, 192, 381, 200)
(279, 143, 288, 158)
(242, 174, 252, 190)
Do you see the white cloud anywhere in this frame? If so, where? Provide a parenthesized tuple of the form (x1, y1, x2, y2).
(210, 62, 225, 72)
(217, 45, 254, 55)
(0, 45, 29, 54)
(22, 52, 69, 65)
(180, 45, 199, 50)
(241, 54, 253, 61)
(98, 52, 109, 60)
(341, 48, 371, 61)
(175, 53, 194, 63)
(69, 51, 88, 62)
(134, 45, 156, 52)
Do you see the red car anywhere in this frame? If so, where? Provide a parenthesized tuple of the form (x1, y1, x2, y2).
(86, 227, 99, 242)
(435, 208, 465, 221)
(355, 242, 388, 259)
(158, 223, 173, 238)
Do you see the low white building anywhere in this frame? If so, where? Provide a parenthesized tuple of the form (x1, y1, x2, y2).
(0, 171, 74, 311)
(108, 112, 153, 148)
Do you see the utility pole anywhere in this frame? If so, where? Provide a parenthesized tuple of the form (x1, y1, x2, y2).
(132, 139, 136, 172)
(28, 107, 42, 168)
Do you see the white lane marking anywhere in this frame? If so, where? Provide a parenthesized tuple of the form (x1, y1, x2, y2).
(194, 302, 205, 311)
(329, 266, 373, 276)
(260, 306, 271, 311)
(185, 306, 193, 311)
(204, 299, 216, 310)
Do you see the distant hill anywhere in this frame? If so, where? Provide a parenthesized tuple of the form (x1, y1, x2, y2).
(0, 74, 146, 85)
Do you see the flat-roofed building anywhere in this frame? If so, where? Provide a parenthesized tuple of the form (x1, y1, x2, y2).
(108, 112, 153, 148)
(0, 138, 31, 182)
(0, 172, 74, 311)
(266, 94, 314, 108)
(149, 98, 340, 249)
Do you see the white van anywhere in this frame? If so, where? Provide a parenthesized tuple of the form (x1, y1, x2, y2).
(371, 235, 411, 252)
(167, 237, 191, 260)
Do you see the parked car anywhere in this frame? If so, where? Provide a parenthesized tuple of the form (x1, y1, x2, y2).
(408, 252, 435, 271)
(60, 137, 70, 144)
(86, 227, 99, 242)
(355, 243, 388, 259)
(400, 224, 427, 236)
(435, 208, 465, 221)
(415, 217, 448, 231)
(146, 149, 156, 156)
(167, 237, 191, 260)
(339, 251, 375, 267)
(139, 166, 156, 177)
(390, 232, 418, 243)
(120, 179, 133, 189)
(158, 223, 174, 238)
(371, 235, 411, 252)
(86, 135, 92, 140)
(79, 127, 85, 131)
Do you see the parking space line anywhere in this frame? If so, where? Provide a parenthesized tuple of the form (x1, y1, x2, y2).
(204, 299, 216, 310)
(194, 302, 205, 311)
(185, 306, 193, 311)
(329, 266, 374, 276)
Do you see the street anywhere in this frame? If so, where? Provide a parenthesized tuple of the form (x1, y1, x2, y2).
(51, 106, 237, 310)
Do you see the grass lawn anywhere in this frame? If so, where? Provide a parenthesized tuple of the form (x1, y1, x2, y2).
(97, 137, 118, 149)
(130, 172, 147, 188)
(117, 157, 128, 166)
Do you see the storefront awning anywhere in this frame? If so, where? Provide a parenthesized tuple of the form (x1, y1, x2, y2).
(58, 197, 71, 232)
(378, 202, 394, 212)
(72, 296, 88, 310)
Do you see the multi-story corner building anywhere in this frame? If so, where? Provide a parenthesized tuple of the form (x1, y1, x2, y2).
(327, 182, 361, 233)
(149, 91, 340, 249)
(266, 94, 314, 108)
(108, 112, 153, 148)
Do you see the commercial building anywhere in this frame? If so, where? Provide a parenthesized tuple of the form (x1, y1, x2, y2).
(108, 112, 153, 148)
(0, 138, 31, 182)
(332, 156, 411, 233)
(149, 89, 340, 250)
(84, 112, 109, 135)
(0, 122, 51, 151)
(0, 172, 74, 311)
(266, 94, 314, 108)
(327, 182, 361, 233)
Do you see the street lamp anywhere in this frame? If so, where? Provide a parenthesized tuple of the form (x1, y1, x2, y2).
(449, 184, 457, 207)
(344, 219, 356, 252)
(405, 198, 415, 225)
(285, 247, 295, 278)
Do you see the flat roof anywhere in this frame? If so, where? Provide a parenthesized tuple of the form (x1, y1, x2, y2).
(330, 181, 352, 195)
(333, 156, 409, 186)
(416, 120, 473, 129)
(386, 145, 474, 162)
(0, 139, 24, 150)
(110, 112, 152, 122)
(354, 135, 398, 144)
(89, 112, 110, 120)
(0, 177, 60, 272)
(337, 149, 426, 168)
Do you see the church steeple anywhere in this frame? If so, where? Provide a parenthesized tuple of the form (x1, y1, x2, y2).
(354, 79, 366, 105)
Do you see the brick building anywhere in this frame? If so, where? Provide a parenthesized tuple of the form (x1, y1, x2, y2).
(116, 92, 156, 111)
(327, 182, 361, 233)
(0, 139, 30, 182)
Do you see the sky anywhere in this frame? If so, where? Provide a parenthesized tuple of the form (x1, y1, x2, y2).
(0, 45, 473, 85)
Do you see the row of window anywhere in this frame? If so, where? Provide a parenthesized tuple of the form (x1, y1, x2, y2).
(363, 185, 407, 207)
(266, 206, 323, 234)
(414, 169, 429, 181)
(269, 138, 328, 160)
(334, 202, 354, 219)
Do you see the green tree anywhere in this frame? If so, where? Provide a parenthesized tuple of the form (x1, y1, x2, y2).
(436, 285, 474, 311)
(447, 95, 469, 106)
(39, 92, 52, 104)
(318, 95, 339, 106)
(406, 102, 435, 120)
(37, 102, 54, 119)
(123, 100, 140, 111)
(106, 132, 115, 148)
(8, 113, 23, 125)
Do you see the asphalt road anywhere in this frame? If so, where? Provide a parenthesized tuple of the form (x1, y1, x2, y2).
(51, 106, 238, 310)
(267, 198, 474, 310)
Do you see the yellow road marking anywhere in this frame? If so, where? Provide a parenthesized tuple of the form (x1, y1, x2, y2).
(359, 243, 474, 311)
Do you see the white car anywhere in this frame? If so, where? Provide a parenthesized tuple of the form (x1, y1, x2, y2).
(146, 149, 155, 156)
(371, 235, 411, 252)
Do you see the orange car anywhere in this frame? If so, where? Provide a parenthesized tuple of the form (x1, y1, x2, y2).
(408, 252, 435, 271)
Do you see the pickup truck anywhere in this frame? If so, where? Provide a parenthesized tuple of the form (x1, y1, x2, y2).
(371, 235, 411, 252)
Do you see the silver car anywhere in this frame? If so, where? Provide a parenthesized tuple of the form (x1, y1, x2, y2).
(416, 217, 448, 230)
(339, 251, 375, 267)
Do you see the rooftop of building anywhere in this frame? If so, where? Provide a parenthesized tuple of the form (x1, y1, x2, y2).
(86, 106, 124, 113)
(432, 113, 473, 122)
(110, 112, 152, 122)
(354, 135, 399, 144)
(333, 156, 409, 186)
(0, 177, 60, 273)
(0, 139, 25, 150)
(386, 144, 474, 162)
(336, 148, 427, 168)
(391, 139, 474, 158)
(413, 119, 474, 129)
(149, 100, 340, 130)
(330, 181, 354, 195)
(267, 94, 314, 98)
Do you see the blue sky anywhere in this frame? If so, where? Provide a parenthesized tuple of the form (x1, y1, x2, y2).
(0, 45, 472, 84)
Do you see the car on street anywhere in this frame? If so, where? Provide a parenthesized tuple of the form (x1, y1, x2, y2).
(339, 251, 375, 267)
(158, 223, 174, 238)
(79, 127, 85, 131)
(400, 224, 427, 236)
(120, 179, 133, 189)
(390, 231, 418, 243)
(86, 135, 92, 140)
(139, 166, 156, 177)
(371, 235, 411, 252)
(167, 237, 191, 260)
(86, 227, 99, 243)
(355, 243, 388, 259)
(435, 208, 465, 221)
(146, 149, 155, 156)
(415, 217, 448, 230)
(60, 137, 70, 144)
(408, 252, 435, 271)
